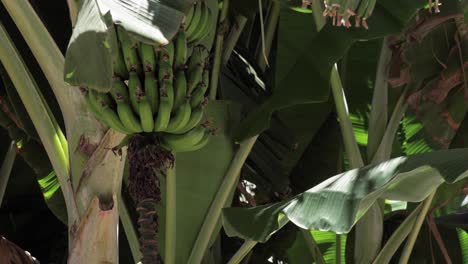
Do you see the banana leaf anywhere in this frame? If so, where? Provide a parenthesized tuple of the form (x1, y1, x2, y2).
(223, 148, 468, 242)
(235, 0, 429, 140)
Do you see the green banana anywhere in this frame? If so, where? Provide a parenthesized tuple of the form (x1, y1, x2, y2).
(117, 27, 141, 73)
(187, 46, 208, 70)
(189, 2, 209, 43)
(176, 103, 205, 134)
(165, 100, 192, 133)
(112, 37, 129, 79)
(185, 1, 203, 40)
(128, 71, 142, 112)
(173, 70, 188, 110)
(201, 68, 210, 89)
(89, 90, 132, 134)
(161, 125, 206, 149)
(187, 63, 204, 94)
(174, 30, 188, 70)
(158, 60, 174, 83)
(144, 72, 159, 114)
(184, 4, 195, 28)
(171, 130, 211, 152)
(363, 0, 376, 19)
(154, 91, 171, 132)
(160, 42, 175, 66)
(161, 78, 175, 112)
(84, 90, 106, 123)
(117, 102, 143, 133)
(110, 77, 130, 102)
(190, 81, 208, 108)
(139, 42, 156, 72)
(356, 0, 369, 17)
(138, 95, 154, 132)
(195, 9, 213, 42)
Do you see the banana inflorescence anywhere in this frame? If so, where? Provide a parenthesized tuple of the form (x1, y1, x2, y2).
(319, 0, 378, 29)
(84, 16, 213, 153)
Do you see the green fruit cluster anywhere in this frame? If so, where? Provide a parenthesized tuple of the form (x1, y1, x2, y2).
(184, 0, 213, 45)
(84, 22, 214, 153)
(322, 0, 377, 29)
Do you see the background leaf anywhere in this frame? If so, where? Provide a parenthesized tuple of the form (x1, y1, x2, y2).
(235, 0, 427, 141)
(223, 148, 468, 242)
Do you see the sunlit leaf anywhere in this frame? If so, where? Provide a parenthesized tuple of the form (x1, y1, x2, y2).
(223, 148, 468, 242)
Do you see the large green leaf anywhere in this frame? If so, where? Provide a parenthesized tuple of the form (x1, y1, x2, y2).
(223, 148, 468, 242)
(64, 0, 188, 91)
(235, 0, 427, 140)
(157, 100, 241, 263)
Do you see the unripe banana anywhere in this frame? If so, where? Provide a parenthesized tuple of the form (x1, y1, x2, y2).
(138, 95, 154, 132)
(364, 0, 376, 19)
(110, 76, 130, 102)
(174, 31, 188, 70)
(168, 130, 211, 152)
(117, 27, 141, 73)
(158, 61, 174, 84)
(154, 91, 171, 132)
(187, 46, 209, 70)
(185, 1, 203, 40)
(201, 68, 210, 90)
(173, 70, 188, 110)
(196, 9, 213, 42)
(139, 42, 156, 72)
(160, 42, 175, 66)
(161, 125, 206, 149)
(190, 81, 208, 108)
(189, 2, 209, 43)
(165, 100, 192, 133)
(176, 103, 205, 134)
(84, 90, 106, 123)
(184, 4, 195, 28)
(117, 102, 143, 133)
(144, 72, 159, 114)
(187, 63, 204, 94)
(128, 71, 142, 112)
(112, 33, 129, 79)
(161, 78, 175, 112)
(90, 90, 132, 134)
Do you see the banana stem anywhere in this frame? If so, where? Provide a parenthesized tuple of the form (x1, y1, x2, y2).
(227, 240, 257, 264)
(398, 191, 436, 264)
(165, 161, 177, 264)
(188, 136, 258, 264)
(209, 0, 230, 100)
(0, 23, 79, 225)
(0, 141, 16, 206)
(222, 15, 248, 65)
(118, 195, 142, 263)
(257, 1, 280, 72)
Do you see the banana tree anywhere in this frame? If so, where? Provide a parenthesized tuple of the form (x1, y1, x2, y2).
(0, 0, 468, 263)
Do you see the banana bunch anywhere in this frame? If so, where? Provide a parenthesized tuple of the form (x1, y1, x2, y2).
(184, 1, 213, 44)
(84, 26, 214, 153)
(322, 0, 377, 29)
